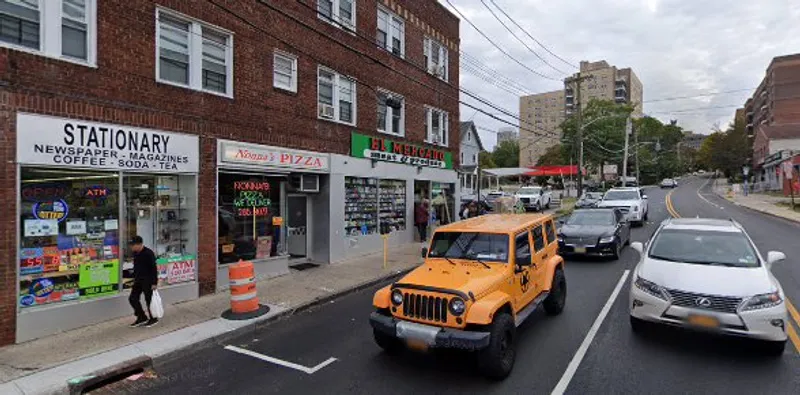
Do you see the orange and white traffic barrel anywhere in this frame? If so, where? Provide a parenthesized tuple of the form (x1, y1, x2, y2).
(221, 260, 270, 320)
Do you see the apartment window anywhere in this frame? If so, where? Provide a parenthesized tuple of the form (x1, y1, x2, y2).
(377, 90, 404, 136)
(467, 131, 471, 142)
(273, 51, 297, 92)
(318, 66, 356, 125)
(460, 152, 464, 164)
(0, 0, 96, 65)
(156, 8, 233, 96)
(424, 107, 449, 147)
(318, 0, 355, 31)
(424, 37, 448, 81)
(376, 7, 404, 57)
(472, 153, 477, 163)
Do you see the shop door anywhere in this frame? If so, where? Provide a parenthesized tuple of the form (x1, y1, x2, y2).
(287, 195, 307, 257)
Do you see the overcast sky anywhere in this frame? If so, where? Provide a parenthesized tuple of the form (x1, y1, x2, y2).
(443, 0, 800, 150)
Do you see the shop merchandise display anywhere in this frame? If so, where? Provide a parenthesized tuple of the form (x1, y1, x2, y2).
(345, 177, 378, 236)
(379, 179, 406, 234)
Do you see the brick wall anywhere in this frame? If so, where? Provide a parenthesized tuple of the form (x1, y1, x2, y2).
(0, 0, 459, 345)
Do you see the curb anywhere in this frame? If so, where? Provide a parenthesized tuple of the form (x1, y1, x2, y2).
(6, 267, 415, 395)
(712, 190, 800, 226)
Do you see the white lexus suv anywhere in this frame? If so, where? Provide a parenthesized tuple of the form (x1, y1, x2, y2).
(597, 187, 648, 226)
(629, 218, 788, 355)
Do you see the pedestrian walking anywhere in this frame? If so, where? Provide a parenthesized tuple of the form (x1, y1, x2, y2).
(128, 236, 159, 328)
(415, 199, 430, 243)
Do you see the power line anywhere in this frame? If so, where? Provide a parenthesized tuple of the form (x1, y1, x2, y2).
(488, 0, 577, 70)
(478, 0, 568, 76)
(444, 0, 562, 81)
(644, 88, 756, 103)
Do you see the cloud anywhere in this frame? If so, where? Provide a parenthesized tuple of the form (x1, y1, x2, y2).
(446, 0, 800, 149)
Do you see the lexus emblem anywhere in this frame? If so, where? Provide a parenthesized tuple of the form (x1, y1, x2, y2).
(695, 297, 712, 307)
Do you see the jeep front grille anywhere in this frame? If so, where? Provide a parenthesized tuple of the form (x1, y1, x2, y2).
(402, 292, 449, 323)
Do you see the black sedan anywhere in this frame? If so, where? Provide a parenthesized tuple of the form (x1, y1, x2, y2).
(556, 208, 631, 260)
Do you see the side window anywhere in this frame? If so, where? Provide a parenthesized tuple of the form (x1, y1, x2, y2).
(532, 225, 545, 252)
(544, 221, 556, 244)
(515, 231, 531, 258)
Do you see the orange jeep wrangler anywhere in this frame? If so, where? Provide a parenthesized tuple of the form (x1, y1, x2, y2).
(370, 214, 566, 380)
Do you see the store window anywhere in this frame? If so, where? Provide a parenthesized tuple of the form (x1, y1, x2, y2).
(345, 177, 406, 236)
(19, 168, 120, 308)
(379, 179, 406, 234)
(122, 174, 197, 289)
(218, 172, 283, 264)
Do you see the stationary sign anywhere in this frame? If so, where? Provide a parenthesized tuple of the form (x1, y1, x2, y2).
(17, 113, 199, 173)
(157, 255, 196, 284)
(351, 132, 453, 169)
(219, 140, 329, 172)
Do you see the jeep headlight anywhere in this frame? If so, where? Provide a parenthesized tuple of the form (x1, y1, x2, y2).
(391, 289, 403, 305)
(599, 235, 615, 244)
(740, 292, 782, 311)
(634, 276, 669, 300)
(449, 298, 466, 316)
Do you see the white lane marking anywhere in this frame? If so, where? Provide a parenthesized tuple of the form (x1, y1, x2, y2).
(696, 177, 722, 209)
(224, 345, 337, 374)
(551, 270, 631, 395)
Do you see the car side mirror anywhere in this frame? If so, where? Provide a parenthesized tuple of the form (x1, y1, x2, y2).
(421, 247, 428, 258)
(631, 242, 644, 254)
(767, 251, 786, 267)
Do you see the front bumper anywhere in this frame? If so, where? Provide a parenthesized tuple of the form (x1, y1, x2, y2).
(519, 198, 540, 209)
(369, 312, 491, 351)
(629, 286, 788, 342)
(559, 240, 617, 256)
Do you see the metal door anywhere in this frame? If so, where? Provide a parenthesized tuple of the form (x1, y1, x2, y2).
(287, 195, 307, 257)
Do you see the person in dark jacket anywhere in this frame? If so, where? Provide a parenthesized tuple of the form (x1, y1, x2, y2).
(414, 199, 430, 243)
(128, 236, 159, 327)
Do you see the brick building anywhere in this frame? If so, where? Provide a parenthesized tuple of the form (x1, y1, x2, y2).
(0, 0, 460, 345)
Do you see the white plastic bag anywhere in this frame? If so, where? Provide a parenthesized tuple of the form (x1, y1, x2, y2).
(150, 290, 164, 319)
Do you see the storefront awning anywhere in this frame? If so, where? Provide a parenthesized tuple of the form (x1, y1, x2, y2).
(481, 167, 531, 177)
(525, 165, 582, 177)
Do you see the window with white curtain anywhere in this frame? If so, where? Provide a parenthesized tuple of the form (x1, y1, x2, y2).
(273, 51, 297, 92)
(156, 8, 233, 96)
(318, 66, 356, 125)
(317, 0, 355, 31)
(423, 37, 448, 81)
(377, 90, 404, 136)
(376, 7, 403, 57)
(424, 107, 449, 147)
(0, 0, 96, 65)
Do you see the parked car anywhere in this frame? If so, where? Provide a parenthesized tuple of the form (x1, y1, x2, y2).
(515, 186, 552, 212)
(557, 208, 631, 260)
(660, 178, 677, 188)
(629, 218, 788, 355)
(485, 191, 508, 206)
(596, 187, 648, 226)
(370, 214, 566, 379)
(575, 192, 604, 208)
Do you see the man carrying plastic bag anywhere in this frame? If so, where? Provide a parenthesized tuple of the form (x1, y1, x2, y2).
(128, 236, 161, 328)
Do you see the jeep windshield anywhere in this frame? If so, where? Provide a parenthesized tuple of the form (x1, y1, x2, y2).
(603, 190, 639, 201)
(428, 232, 510, 263)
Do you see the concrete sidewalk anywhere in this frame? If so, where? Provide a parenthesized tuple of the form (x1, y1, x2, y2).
(713, 178, 800, 223)
(0, 243, 424, 395)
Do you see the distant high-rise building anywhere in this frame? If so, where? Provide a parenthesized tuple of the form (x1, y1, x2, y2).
(681, 131, 707, 151)
(519, 60, 644, 167)
(496, 127, 518, 145)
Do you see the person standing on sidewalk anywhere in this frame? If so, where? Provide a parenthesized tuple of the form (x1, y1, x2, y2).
(128, 236, 159, 327)
(415, 199, 430, 243)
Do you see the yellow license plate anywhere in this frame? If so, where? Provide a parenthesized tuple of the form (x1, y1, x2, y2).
(688, 315, 719, 328)
(406, 338, 430, 352)
(574, 247, 587, 254)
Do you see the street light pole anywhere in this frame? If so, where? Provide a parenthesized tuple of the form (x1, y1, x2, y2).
(622, 116, 632, 187)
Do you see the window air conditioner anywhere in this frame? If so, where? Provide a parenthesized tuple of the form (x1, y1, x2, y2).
(290, 174, 320, 193)
(318, 104, 335, 119)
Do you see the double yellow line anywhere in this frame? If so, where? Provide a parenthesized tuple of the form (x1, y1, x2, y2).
(665, 190, 800, 353)
(665, 190, 680, 218)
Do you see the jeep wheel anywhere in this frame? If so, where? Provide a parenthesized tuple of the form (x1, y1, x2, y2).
(477, 313, 516, 380)
(543, 268, 566, 315)
(373, 329, 403, 354)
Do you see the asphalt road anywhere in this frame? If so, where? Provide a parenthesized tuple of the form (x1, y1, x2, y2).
(93, 178, 800, 394)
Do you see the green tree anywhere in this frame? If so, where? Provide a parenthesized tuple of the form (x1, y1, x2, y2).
(479, 150, 496, 169)
(697, 121, 751, 179)
(560, 99, 633, 179)
(536, 144, 567, 166)
(492, 140, 520, 168)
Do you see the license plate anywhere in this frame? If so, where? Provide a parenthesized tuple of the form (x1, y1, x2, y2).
(406, 338, 430, 352)
(688, 314, 719, 328)
(574, 247, 587, 254)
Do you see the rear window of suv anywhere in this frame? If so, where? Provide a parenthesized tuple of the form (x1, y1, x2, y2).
(648, 228, 759, 267)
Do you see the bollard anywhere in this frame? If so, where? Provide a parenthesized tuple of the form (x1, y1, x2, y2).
(382, 234, 389, 269)
(221, 260, 270, 320)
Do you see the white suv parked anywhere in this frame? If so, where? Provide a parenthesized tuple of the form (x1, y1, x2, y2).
(515, 186, 552, 212)
(596, 187, 648, 226)
(629, 218, 788, 355)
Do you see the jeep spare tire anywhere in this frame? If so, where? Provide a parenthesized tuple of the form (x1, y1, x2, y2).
(543, 268, 566, 315)
(477, 312, 516, 380)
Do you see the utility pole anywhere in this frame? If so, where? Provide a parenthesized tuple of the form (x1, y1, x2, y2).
(634, 121, 640, 184)
(622, 116, 632, 187)
(572, 72, 593, 196)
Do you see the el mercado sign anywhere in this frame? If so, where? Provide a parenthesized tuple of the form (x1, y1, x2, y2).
(350, 132, 453, 169)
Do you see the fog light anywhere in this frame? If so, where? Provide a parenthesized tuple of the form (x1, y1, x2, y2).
(391, 307, 397, 313)
(632, 299, 644, 308)
(456, 318, 463, 324)
(770, 319, 784, 328)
